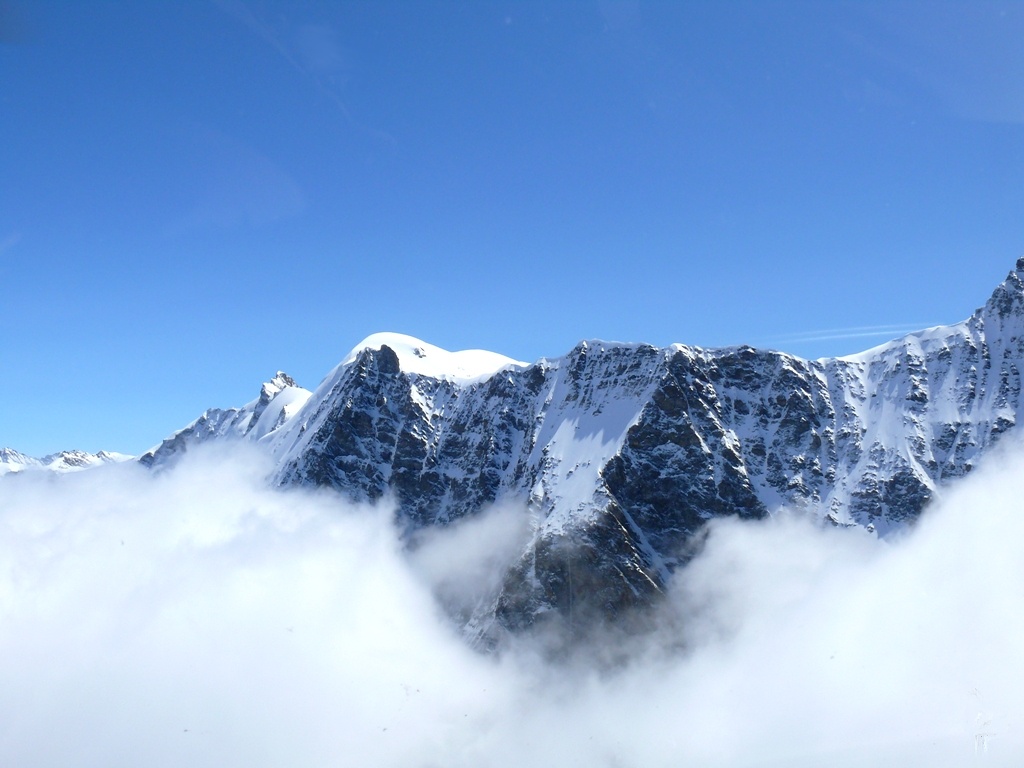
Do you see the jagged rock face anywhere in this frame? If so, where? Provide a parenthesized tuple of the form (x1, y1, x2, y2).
(142, 261, 1024, 638)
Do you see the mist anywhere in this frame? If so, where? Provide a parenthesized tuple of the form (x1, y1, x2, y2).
(2, 444, 1023, 766)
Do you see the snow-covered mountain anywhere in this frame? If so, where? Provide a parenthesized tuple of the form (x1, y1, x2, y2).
(0, 448, 132, 475)
(138, 372, 311, 468)
(139, 260, 1024, 641)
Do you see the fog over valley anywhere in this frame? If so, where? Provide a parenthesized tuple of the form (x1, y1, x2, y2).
(2, 443, 1022, 766)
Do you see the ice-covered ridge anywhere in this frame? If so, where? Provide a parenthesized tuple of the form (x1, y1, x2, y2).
(343, 332, 526, 383)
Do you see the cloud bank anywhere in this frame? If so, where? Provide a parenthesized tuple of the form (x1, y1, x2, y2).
(2, 443, 1023, 766)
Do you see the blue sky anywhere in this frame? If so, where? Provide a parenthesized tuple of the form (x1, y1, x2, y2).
(2, 0, 1024, 456)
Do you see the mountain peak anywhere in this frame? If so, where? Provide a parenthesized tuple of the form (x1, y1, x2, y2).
(343, 332, 526, 383)
(0, 447, 34, 465)
(982, 260, 1024, 320)
(267, 371, 297, 390)
(260, 372, 298, 403)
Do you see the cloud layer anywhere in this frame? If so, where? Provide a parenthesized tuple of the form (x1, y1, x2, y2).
(2, 443, 1023, 766)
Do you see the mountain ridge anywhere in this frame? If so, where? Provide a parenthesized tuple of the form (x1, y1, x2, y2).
(41, 259, 1024, 640)
(0, 448, 132, 475)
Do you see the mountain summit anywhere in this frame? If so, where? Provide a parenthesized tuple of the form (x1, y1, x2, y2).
(140, 260, 1024, 643)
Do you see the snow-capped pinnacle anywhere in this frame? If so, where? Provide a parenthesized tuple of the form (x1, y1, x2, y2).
(260, 372, 298, 402)
(342, 332, 527, 383)
(268, 371, 297, 390)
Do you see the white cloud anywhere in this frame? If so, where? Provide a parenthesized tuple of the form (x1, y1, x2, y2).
(2, 441, 1024, 766)
(407, 501, 534, 624)
(0, 446, 496, 767)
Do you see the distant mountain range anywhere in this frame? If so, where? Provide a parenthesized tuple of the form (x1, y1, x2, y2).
(0, 447, 131, 475)
(10, 259, 1024, 644)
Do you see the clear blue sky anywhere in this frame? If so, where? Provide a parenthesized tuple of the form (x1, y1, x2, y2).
(2, 0, 1024, 456)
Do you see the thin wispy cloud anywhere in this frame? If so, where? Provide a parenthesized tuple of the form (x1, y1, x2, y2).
(211, 0, 302, 71)
(210, 0, 393, 145)
(0, 232, 21, 256)
(759, 323, 937, 348)
(164, 126, 306, 236)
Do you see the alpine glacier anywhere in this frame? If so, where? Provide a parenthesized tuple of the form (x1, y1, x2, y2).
(130, 259, 1024, 639)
